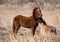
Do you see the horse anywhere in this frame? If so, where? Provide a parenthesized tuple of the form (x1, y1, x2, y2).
(13, 7, 42, 39)
(38, 17, 57, 37)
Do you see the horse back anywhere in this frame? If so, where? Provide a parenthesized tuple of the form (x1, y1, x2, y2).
(13, 15, 33, 28)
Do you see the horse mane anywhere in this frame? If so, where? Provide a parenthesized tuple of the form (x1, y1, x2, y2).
(38, 17, 47, 25)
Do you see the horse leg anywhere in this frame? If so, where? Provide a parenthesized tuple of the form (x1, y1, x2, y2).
(13, 21, 20, 39)
(31, 27, 36, 36)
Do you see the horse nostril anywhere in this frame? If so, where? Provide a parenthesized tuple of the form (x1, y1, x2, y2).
(39, 14, 42, 17)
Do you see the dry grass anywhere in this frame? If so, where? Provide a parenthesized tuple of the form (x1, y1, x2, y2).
(0, 33, 60, 42)
(0, 3, 60, 42)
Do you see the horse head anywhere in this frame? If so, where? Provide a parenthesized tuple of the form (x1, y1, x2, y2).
(33, 7, 42, 18)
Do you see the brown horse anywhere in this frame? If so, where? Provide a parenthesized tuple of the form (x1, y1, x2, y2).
(13, 7, 42, 39)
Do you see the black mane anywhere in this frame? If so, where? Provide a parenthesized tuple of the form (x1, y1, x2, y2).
(35, 17, 47, 25)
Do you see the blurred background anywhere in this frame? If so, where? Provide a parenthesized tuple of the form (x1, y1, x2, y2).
(0, 0, 60, 9)
(0, 0, 60, 42)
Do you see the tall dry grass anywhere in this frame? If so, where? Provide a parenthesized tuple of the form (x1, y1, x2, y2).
(0, 0, 60, 42)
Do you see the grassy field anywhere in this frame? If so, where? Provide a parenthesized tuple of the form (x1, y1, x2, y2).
(0, 1, 60, 42)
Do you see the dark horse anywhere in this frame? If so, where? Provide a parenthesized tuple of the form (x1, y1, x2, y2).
(13, 7, 42, 39)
